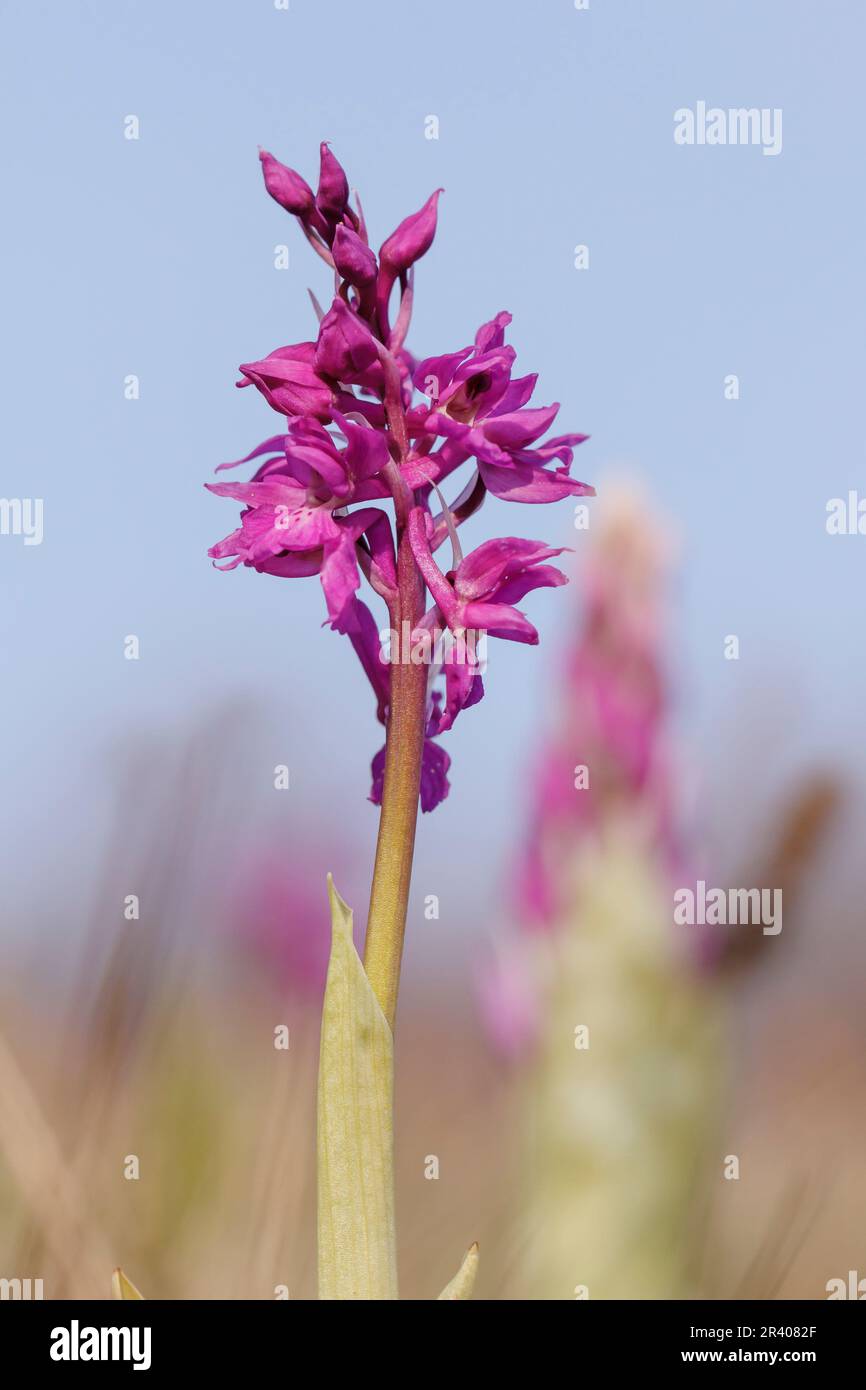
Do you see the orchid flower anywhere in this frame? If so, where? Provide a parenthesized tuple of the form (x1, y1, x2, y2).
(210, 144, 592, 843)
(207, 143, 593, 1300)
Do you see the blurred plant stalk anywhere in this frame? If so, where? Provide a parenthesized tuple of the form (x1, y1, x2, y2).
(525, 828, 718, 1299)
(499, 485, 719, 1298)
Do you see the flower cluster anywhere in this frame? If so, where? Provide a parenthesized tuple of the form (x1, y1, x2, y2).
(209, 143, 593, 810)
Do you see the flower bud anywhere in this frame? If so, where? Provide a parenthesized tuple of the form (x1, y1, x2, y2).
(316, 141, 349, 218)
(258, 148, 315, 216)
(379, 189, 442, 273)
(315, 298, 378, 381)
(332, 223, 378, 287)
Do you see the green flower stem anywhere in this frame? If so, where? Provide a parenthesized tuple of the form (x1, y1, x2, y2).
(362, 520, 427, 1031)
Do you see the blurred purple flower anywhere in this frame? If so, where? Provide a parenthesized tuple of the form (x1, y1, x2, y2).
(476, 939, 540, 1062)
(228, 849, 334, 997)
(517, 488, 676, 930)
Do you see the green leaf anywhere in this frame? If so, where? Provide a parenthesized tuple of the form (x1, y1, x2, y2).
(317, 876, 398, 1300)
(111, 1268, 144, 1300)
(437, 1243, 480, 1300)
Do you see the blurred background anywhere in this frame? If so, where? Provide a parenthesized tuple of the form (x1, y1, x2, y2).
(1, 0, 864, 1299)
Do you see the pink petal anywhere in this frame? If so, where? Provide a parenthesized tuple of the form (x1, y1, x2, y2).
(413, 347, 472, 398)
(473, 311, 512, 353)
(495, 564, 568, 606)
(480, 459, 595, 503)
(215, 434, 289, 473)
(482, 403, 560, 448)
(456, 538, 564, 598)
(419, 737, 451, 812)
(460, 600, 539, 644)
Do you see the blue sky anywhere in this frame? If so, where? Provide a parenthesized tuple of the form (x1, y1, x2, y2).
(2, 0, 863, 961)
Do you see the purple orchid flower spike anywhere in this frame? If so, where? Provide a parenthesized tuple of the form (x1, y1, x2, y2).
(210, 143, 598, 1305)
(210, 143, 592, 827)
(208, 141, 593, 1033)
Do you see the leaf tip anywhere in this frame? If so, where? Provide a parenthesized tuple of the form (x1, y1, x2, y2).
(436, 1241, 480, 1300)
(326, 873, 354, 934)
(111, 1268, 144, 1300)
